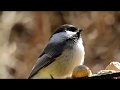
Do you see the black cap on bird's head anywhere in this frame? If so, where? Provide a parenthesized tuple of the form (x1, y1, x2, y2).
(52, 24, 83, 35)
(51, 24, 83, 39)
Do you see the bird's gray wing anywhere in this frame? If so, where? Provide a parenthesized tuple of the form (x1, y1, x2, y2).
(28, 41, 67, 79)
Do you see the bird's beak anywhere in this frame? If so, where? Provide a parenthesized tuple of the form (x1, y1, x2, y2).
(79, 29, 84, 33)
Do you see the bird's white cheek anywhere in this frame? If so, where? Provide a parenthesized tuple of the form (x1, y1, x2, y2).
(66, 31, 77, 38)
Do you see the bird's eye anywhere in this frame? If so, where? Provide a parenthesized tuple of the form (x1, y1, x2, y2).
(68, 27, 77, 32)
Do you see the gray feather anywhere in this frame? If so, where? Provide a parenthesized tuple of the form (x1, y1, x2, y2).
(28, 40, 67, 79)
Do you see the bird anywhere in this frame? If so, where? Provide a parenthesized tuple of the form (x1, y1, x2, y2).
(28, 24, 85, 79)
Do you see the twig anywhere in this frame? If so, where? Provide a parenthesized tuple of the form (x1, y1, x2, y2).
(76, 72, 120, 79)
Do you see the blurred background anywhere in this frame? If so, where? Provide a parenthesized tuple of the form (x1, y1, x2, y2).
(0, 11, 120, 78)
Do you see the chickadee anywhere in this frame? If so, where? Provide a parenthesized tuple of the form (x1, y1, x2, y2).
(28, 24, 85, 79)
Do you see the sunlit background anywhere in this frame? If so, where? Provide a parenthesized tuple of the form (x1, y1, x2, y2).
(0, 11, 120, 78)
